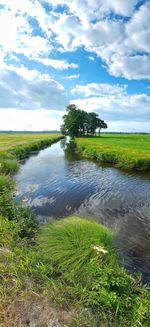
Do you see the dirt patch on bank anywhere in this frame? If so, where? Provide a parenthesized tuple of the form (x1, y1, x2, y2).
(0, 292, 74, 327)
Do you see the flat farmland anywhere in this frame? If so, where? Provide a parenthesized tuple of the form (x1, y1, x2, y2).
(76, 134, 150, 170)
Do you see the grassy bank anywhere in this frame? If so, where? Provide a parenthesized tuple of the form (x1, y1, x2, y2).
(0, 133, 150, 326)
(76, 134, 150, 170)
(1, 216, 150, 326)
(0, 133, 64, 175)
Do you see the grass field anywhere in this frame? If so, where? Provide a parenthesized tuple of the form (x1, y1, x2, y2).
(76, 134, 150, 170)
(0, 133, 64, 175)
(0, 133, 62, 151)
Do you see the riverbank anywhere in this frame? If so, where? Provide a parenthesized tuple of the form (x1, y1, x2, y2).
(1, 215, 150, 326)
(0, 134, 150, 326)
(76, 134, 150, 170)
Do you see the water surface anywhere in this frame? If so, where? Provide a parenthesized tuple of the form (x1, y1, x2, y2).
(15, 139, 150, 281)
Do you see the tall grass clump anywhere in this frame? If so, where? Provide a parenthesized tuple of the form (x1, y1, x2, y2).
(40, 217, 114, 278)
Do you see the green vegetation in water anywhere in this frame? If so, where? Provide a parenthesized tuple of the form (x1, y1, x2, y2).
(0, 133, 150, 326)
(76, 133, 150, 170)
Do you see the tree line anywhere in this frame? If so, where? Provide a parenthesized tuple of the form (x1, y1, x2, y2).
(61, 104, 107, 137)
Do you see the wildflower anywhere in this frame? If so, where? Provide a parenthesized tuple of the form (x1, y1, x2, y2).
(92, 245, 108, 255)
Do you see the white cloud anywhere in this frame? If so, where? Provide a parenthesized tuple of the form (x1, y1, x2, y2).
(70, 82, 150, 123)
(0, 3, 52, 62)
(43, 0, 150, 80)
(89, 56, 95, 62)
(71, 83, 127, 97)
(0, 64, 67, 110)
(0, 0, 50, 37)
(64, 74, 80, 80)
(108, 54, 150, 80)
(0, 108, 63, 131)
(49, 0, 137, 18)
(1, 0, 150, 80)
(37, 58, 78, 70)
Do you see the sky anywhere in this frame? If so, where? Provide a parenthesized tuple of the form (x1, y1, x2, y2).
(0, 0, 150, 132)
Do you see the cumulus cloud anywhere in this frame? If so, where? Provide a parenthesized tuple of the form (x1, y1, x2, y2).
(64, 74, 80, 80)
(70, 82, 150, 123)
(0, 0, 50, 37)
(71, 83, 127, 97)
(0, 0, 150, 132)
(0, 64, 67, 110)
(37, 58, 78, 70)
(43, 0, 150, 80)
(1, 0, 150, 80)
(49, 0, 138, 19)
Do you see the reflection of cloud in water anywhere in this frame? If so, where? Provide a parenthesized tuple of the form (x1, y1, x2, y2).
(29, 196, 56, 207)
(27, 184, 39, 193)
(76, 191, 130, 229)
(15, 184, 39, 195)
(21, 196, 29, 204)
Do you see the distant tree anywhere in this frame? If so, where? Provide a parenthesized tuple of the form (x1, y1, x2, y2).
(87, 112, 99, 135)
(61, 104, 107, 137)
(97, 119, 107, 136)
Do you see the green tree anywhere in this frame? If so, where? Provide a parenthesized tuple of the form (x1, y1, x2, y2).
(97, 119, 107, 136)
(87, 112, 99, 135)
(61, 104, 107, 137)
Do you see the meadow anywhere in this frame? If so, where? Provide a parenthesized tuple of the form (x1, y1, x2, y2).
(76, 134, 150, 170)
(0, 133, 63, 151)
(0, 133, 63, 175)
(0, 133, 150, 326)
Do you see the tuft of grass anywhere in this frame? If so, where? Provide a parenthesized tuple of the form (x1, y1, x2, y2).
(39, 217, 115, 278)
(76, 134, 150, 170)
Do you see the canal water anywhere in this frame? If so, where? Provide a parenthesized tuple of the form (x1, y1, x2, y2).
(15, 139, 150, 281)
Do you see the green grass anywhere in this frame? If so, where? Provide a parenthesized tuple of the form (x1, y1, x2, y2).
(76, 134, 150, 170)
(1, 216, 150, 326)
(39, 217, 114, 278)
(0, 133, 64, 175)
(0, 133, 62, 151)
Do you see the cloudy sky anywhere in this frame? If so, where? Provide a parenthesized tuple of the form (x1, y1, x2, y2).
(0, 0, 150, 132)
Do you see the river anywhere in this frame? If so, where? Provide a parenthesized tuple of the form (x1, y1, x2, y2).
(15, 138, 150, 282)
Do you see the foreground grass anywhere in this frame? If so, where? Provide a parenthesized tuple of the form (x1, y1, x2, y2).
(1, 216, 150, 326)
(0, 133, 150, 326)
(76, 134, 150, 170)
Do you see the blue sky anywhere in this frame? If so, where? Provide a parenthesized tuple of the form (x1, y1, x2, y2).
(0, 0, 150, 132)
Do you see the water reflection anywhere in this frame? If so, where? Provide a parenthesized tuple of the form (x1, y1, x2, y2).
(15, 139, 150, 281)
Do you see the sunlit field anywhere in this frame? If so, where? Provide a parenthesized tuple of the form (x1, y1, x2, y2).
(0, 133, 61, 151)
(76, 134, 150, 170)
